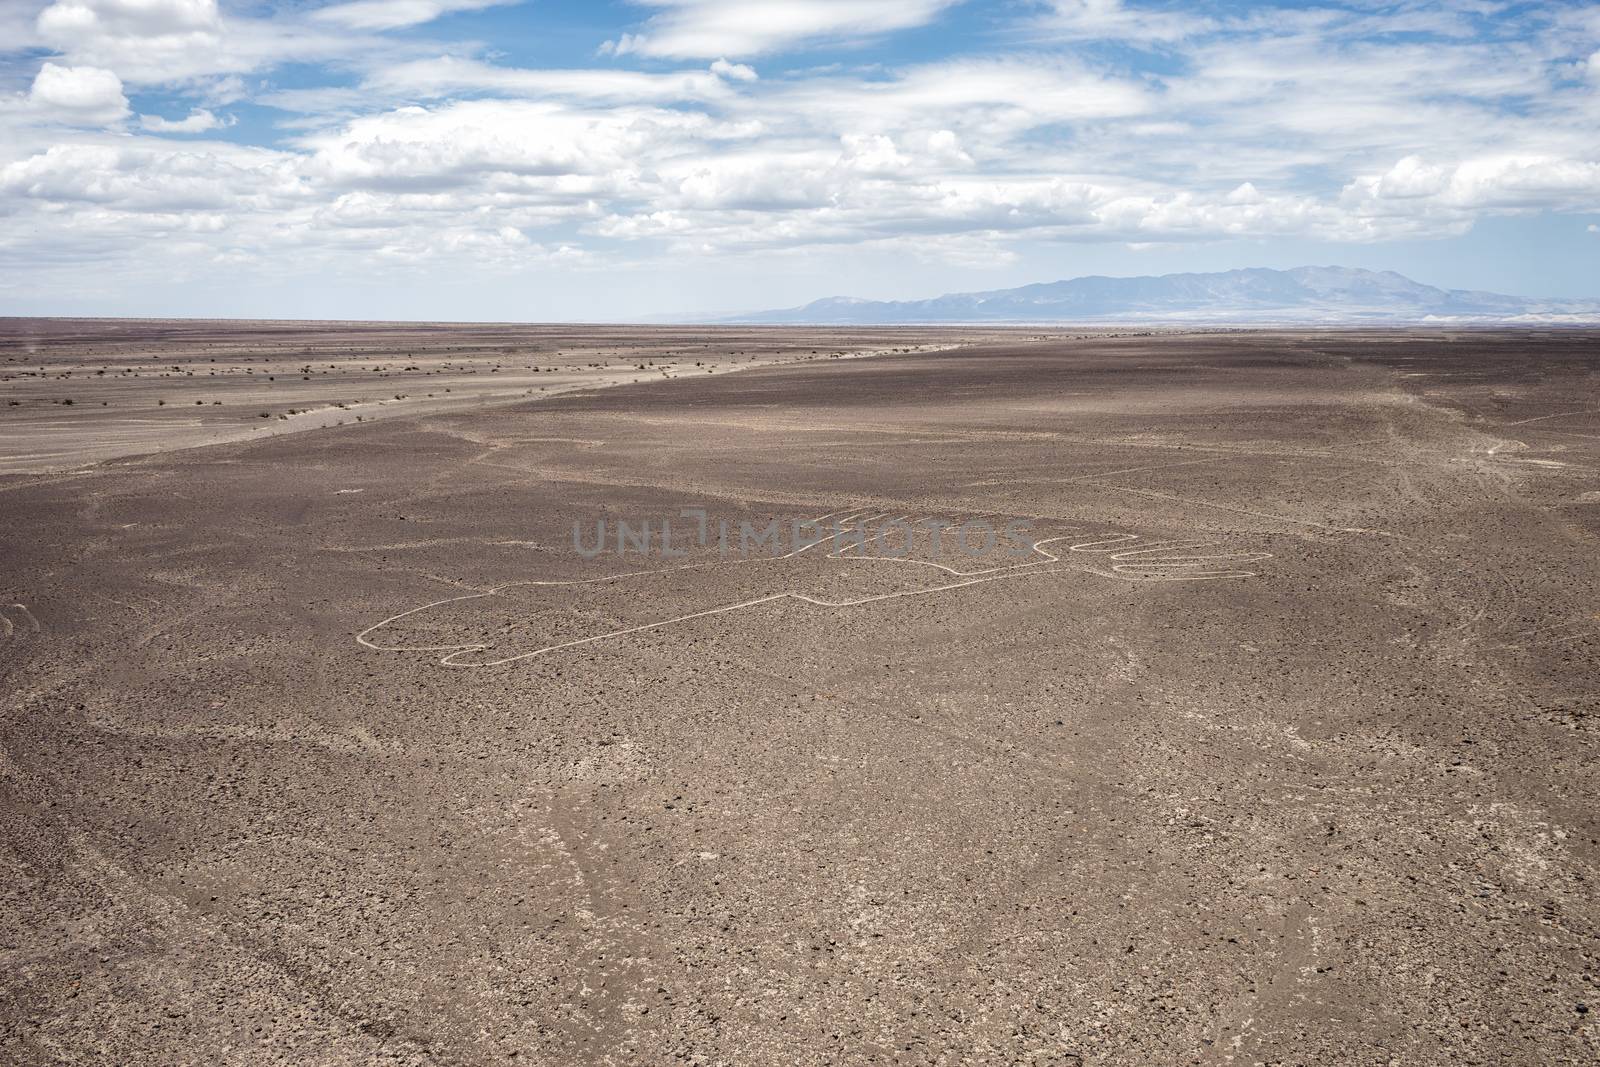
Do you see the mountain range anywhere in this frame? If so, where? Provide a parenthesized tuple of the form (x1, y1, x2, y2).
(727, 267, 1600, 325)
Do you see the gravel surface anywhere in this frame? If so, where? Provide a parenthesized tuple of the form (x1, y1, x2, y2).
(2, 327, 1597, 1065)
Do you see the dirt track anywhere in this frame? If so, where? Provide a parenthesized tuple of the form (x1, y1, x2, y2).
(2, 327, 1597, 1064)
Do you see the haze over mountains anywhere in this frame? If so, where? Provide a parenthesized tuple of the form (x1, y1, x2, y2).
(730, 267, 1600, 325)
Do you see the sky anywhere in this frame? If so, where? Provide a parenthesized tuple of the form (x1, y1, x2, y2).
(1, 0, 1598, 320)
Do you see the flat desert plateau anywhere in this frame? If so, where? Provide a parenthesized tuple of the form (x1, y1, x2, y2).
(1, 322, 1597, 1065)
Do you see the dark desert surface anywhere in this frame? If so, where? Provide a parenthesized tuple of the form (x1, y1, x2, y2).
(0, 320, 989, 475)
(2, 323, 1597, 1065)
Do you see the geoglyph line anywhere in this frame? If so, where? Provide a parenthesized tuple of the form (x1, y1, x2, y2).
(0, 604, 39, 640)
(355, 514, 1272, 668)
(1089, 482, 1405, 538)
(1500, 408, 1600, 427)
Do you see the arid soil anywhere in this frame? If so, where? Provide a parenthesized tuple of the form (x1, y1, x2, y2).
(1, 327, 1597, 1065)
(0, 319, 1009, 474)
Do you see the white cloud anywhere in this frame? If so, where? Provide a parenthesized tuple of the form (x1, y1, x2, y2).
(139, 107, 232, 133)
(196, 75, 249, 106)
(710, 58, 758, 81)
(296, 98, 719, 196)
(35, 0, 223, 76)
(24, 62, 130, 126)
(4, 0, 1600, 304)
(1358, 156, 1451, 200)
(363, 57, 734, 103)
(312, 0, 519, 32)
(1035, 0, 1210, 43)
(1346, 156, 1600, 214)
(761, 57, 1152, 145)
(603, 0, 959, 59)
(1225, 181, 1260, 204)
(0, 142, 301, 214)
(33, 0, 372, 84)
(37, 0, 220, 38)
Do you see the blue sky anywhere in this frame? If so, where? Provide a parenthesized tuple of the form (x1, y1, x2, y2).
(2, 0, 1598, 319)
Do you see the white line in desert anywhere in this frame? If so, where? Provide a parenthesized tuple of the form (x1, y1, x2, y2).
(356, 524, 1271, 668)
(10, 604, 39, 632)
(1089, 482, 1405, 537)
(1019, 455, 1237, 485)
(1500, 409, 1600, 426)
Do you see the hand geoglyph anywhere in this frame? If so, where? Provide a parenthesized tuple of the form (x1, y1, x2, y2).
(356, 509, 1272, 667)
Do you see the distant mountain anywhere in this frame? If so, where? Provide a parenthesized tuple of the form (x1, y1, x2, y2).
(727, 267, 1600, 325)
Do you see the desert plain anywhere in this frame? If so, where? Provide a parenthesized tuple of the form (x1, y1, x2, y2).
(1, 321, 1597, 1065)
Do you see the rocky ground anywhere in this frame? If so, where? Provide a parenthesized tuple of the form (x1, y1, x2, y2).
(0, 319, 1005, 474)
(1, 327, 1597, 1065)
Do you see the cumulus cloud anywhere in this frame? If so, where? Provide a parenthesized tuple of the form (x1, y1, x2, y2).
(3, 0, 1599, 300)
(602, 0, 960, 59)
(295, 98, 724, 197)
(36, 0, 220, 38)
(32, 0, 370, 84)
(1346, 156, 1600, 214)
(23, 62, 130, 126)
(35, 0, 223, 77)
(0, 142, 300, 214)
